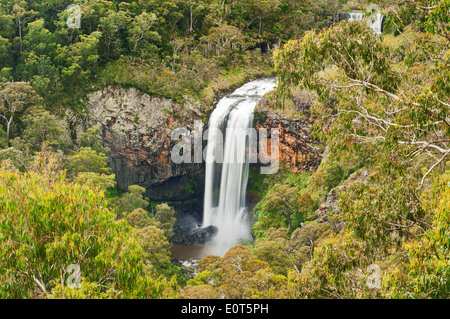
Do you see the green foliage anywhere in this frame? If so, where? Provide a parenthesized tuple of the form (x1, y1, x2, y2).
(0, 0, 346, 112)
(200, 23, 244, 61)
(296, 191, 316, 219)
(126, 208, 154, 229)
(65, 142, 116, 193)
(248, 165, 311, 200)
(308, 171, 328, 202)
(0, 127, 7, 148)
(340, 172, 426, 251)
(22, 106, 69, 153)
(275, 20, 398, 106)
(74, 172, 116, 191)
(1, 0, 448, 300)
(115, 185, 150, 217)
(289, 222, 328, 268)
(133, 225, 172, 277)
(253, 183, 301, 236)
(0, 147, 26, 170)
(68, 146, 111, 177)
(265, 184, 300, 229)
(125, 204, 182, 281)
(271, 0, 450, 299)
(153, 203, 176, 240)
(77, 126, 105, 154)
(0, 81, 40, 144)
(250, 166, 315, 240)
(252, 228, 292, 276)
(183, 245, 289, 299)
(325, 163, 344, 191)
(385, 172, 450, 298)
(275, 4, 449, 186)
(0, 152, 178, 298)
(283, 170, 437, 298)
(47, 274, 178, 299)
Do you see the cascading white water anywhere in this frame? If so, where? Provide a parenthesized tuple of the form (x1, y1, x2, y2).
(348, 12, 363, 22)
(371, 13, 384, 34)
(202, 78, 277, 256)
(347, 11, 384, 34)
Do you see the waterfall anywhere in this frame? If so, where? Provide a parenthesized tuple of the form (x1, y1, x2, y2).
(371, 13, 384, 34)
(348, 12, 363, 22)
(347, 11, 384, 34)
(202, 78, 277, 256)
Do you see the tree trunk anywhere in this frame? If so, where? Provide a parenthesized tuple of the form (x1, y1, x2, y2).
(288, 212, 292, 233)
(190, 6, 194, 33)
(19, 24, 23, 53)
(6, 117, 12, 147)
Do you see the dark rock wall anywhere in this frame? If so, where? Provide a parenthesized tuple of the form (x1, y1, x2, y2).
(87, 86, 205, 202)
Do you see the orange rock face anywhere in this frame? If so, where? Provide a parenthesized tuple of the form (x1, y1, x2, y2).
(254, 108, 324, 173)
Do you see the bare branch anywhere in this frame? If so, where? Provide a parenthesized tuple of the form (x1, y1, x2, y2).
(419, 148, 450, 188)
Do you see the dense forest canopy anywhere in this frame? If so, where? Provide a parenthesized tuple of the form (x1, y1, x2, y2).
(0, 0, 344, 109)
(0, 0, 449, 299)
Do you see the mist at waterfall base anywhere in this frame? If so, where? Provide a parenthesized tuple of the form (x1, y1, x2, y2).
(199, 77, 277, 257)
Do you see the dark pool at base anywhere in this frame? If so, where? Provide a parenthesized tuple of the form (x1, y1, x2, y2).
(170, 243, 208, 261)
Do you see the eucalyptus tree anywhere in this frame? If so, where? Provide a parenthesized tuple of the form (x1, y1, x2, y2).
(274, 0, 450, 298)
(274, 1, 450, 188)
(0, 81, 40, 145)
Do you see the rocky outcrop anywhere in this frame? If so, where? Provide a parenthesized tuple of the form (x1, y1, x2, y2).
(309, 168, 370, 232)
(253, 98, 324, 173)
(171, 212, 219, 245)
(85, 84, 325, 203)
(86, 86, 205, 201)
(172, 225, 219, 245)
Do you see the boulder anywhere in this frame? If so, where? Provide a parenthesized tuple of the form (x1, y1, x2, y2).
(173, 225, 219, 246)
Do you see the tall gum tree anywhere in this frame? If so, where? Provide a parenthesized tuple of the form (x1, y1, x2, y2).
(274, 0, 450, 189)
(0, 81, 40, 146)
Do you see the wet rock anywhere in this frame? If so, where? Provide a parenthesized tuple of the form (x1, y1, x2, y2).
(190, 225, 218, 241)
(173, 225, 218, 246)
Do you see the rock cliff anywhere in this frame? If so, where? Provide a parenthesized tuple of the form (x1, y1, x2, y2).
(86, 86, 205, 202)
(85, 84, 326, 246)
(253, 97, 324, 173)
(86, 85, 324, 202)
